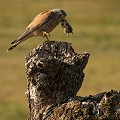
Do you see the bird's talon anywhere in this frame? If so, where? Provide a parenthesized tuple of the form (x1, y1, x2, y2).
(43, 32, 50, 41)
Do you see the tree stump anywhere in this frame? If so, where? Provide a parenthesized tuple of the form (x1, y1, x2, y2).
(25, 41, 120, 120)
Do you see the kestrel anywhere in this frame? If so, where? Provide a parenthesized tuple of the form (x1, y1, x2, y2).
(7, 9, 73, 52)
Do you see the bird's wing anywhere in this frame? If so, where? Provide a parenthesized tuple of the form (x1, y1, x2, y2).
(27, 10, 52, 30)
(11, 10, 54, 44)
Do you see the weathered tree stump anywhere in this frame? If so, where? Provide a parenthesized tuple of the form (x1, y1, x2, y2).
(25, 41, 120, 120)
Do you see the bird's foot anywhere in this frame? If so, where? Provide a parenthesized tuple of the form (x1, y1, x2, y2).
(43, 32, 50, 41)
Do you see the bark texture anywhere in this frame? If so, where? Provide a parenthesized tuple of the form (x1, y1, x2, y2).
(45, 90, 120, 120)
(25, 41, 120, 120)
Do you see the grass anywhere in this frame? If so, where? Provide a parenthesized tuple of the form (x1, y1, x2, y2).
(0, 0, 120, 119)
(0, 101, 28, 120)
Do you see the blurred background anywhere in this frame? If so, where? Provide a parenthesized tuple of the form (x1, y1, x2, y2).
(0, 0, 120, 119)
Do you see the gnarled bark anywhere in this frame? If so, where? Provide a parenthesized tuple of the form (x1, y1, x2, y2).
(25, 41, 120, 120)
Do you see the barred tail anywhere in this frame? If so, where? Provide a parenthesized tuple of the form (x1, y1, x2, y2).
(7, 38, 26, 52)
(7, 40, 23, 52)
(7, 44, 18, 52)
(11, 29, 30, 45)
(7, 30, 32, 52)
(11, 39, 18, 44)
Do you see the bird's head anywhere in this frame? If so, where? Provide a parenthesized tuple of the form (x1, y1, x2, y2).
(51, 9, 67, 19)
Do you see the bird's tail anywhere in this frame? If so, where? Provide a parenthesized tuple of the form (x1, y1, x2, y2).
(7, 37, 27, 52)
(7, 40, 22, 52)
(7, 30, 32, 52)
(11, 39, 18, 44)
(7, 44, 17, 52)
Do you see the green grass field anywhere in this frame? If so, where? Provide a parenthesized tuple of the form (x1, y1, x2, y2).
(0, 0, 120, 119)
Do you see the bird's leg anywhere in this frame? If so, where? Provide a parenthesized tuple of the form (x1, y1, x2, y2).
(42, 31, 50, 41)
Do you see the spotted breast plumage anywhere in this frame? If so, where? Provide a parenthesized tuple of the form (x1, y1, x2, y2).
(7, 9, 73, 52)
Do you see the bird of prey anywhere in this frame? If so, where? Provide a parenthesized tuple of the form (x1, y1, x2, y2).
(7, 9, 73, 52)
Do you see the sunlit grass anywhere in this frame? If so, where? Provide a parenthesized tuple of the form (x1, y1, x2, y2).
(0, 0, 120, 119)
(0, 101, 28, 120)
